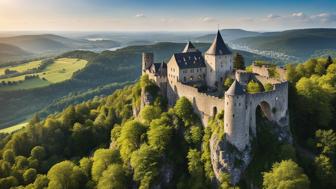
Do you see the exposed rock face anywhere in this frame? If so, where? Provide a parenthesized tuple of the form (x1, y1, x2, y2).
(210, 120, 292, 185)
(133, 88, 154, 117)
(210, 134, 252, 184)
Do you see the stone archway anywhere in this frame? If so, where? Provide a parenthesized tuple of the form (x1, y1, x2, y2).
(258, 101, 272, 120)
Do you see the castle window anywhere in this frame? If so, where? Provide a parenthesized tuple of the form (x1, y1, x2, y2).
(233, 114, 235, 118)
(239, 103, 241, 106)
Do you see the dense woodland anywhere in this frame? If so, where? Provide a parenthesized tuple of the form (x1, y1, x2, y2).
(0, 53, 335, 188)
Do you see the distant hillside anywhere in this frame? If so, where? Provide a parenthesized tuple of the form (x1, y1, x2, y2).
(0, 34, 121, 57)
(195, 29, 260, 42)
(126, 40, 153, 46)
(233, 28, 336, 59)
(0, 43, 32, 64)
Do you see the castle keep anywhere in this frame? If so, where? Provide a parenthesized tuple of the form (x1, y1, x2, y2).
(141, 31, 289, 152)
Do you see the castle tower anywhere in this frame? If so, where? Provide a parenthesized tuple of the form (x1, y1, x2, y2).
(205, 30, 233, 88)
(224, 80, 249, 151)
(142, 52, 154, 74)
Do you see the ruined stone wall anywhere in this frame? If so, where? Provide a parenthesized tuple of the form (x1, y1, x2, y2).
(252, 64, 287, 81)
(167, 81, 225, 126)
(246, 81, 289, 137)
(252, 65, 270, 77)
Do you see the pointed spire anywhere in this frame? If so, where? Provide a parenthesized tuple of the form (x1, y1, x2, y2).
(206, 30, 231, 55)
(225, 80, 245, 95)
(182, 41, 199, 53)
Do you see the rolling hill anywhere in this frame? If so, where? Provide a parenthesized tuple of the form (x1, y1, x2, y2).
(195, 29, 260, 42)
(0, 34, 121, 58)
(0, 43, 32, 64)
(233, 28, 336, 59)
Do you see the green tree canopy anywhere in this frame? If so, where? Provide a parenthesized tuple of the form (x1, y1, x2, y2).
(23, 168, 37, 184)
(31, 146, 46, 161)
(130, 144, 160, 189)
(91, 149, 121, 181)
(140, 105, 162, 124)
(47, 161, 87, 189)
(97, 164, 128, 189)
(233, 53, 245, 70)
(148, 120, 173, 153)
(174, 97, 194, 123)
(314, 155, 336, 187)
(118, 120, 147, 162)
(2, 149, 15, 164)
(264, 83, 274, 92)
(246, 81, 263, 94)
(263, 160, 310, 189)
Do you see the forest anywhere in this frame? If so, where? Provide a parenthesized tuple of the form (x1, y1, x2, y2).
(0, 55, 335, 189)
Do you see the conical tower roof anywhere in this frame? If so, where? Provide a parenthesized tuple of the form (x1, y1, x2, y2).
(225, 80, 245, 95)
(182, 41, 199, 53)
(206, 30, 231, 55)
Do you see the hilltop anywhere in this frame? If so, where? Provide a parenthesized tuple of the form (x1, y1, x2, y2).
(233, 28, 336, 59)
(0, 34, 120, 63)
(0, 43, 32, 64)
(195, 29, 260, 42)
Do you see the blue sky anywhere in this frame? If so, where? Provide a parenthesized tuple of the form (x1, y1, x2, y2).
(0, 0, 335, 31)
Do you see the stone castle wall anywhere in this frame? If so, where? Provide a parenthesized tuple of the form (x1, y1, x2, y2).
(167, 81, 225, 126)
(224, 77, 289, 151)
(252, 64, 287, 81)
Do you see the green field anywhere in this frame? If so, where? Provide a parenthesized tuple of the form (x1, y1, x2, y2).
(0, 122, 27, 133)
(0, 60, 42, 75)
(0, 58, 88, 91)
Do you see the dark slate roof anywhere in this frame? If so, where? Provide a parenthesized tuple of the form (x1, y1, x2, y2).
(173, 51, 206, 69)
(225, 80, 245, 95)
(150, 62, 167, 75)
(152, 62, 166, 71)
(182, 41, 199, 53)
(206, 30, 232, 55)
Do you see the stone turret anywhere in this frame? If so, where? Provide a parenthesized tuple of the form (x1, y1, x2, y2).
(224, 80, 249, 151)
(205, 30, 233, 88)
(142, 52, 154, 74)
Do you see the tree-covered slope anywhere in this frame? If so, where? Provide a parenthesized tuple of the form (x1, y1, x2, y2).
(233, 28, 336, 58)
(0, 54, 336, 188)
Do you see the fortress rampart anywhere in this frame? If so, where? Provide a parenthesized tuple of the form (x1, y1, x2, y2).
(167, 81, 225, 126)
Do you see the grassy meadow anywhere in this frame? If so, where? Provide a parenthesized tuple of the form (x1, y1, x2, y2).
(0, 60, 42, 75)
(0, 58, 88, 91)
(0, 122, 27, 133)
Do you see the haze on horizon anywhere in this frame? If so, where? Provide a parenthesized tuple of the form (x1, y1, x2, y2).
(0, 0, 336, 32)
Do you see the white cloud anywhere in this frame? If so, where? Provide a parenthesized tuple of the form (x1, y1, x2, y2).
(291, 12, 305, 17)
(135, 13, 145, 18)
(200, 17, 216, 23)
(267, 14, 281, 19)
(311, 13, 336, 23)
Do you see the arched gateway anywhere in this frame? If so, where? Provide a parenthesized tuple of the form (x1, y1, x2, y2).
(224, 80, 289, 151)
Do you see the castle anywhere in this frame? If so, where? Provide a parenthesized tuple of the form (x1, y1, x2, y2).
(141, 31, 289, 152)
